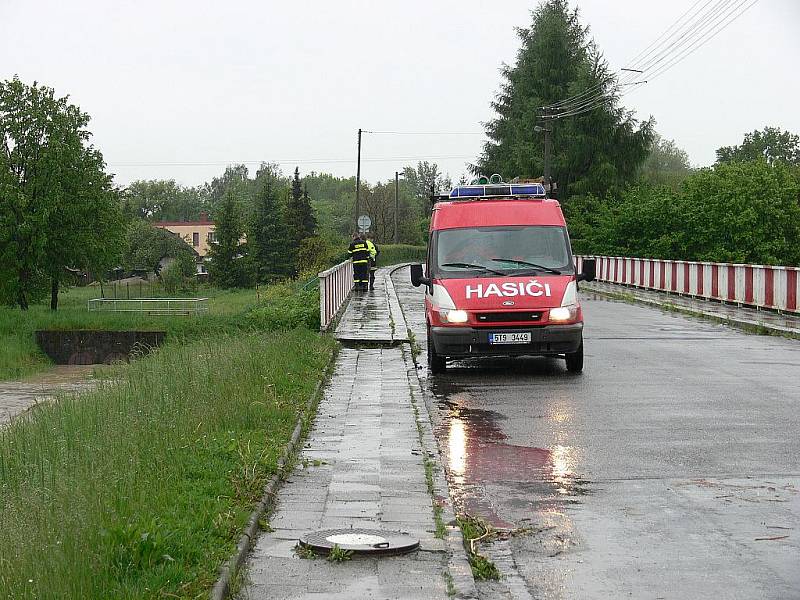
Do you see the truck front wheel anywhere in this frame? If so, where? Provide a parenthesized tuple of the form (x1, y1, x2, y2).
(565, 340, 584, 373)
(427, 327, 446, 374)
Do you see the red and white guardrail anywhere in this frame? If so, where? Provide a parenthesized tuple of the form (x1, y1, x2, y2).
(318, 259, 354, 330)
(576, 255, 800, 315)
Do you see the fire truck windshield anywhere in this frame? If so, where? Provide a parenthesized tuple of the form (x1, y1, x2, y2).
(432, 225, 573, 278)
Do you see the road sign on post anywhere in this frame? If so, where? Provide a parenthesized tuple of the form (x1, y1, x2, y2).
(357, 215, 371, 233)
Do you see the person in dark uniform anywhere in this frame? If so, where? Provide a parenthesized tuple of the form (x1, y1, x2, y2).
(348, 232, 370, 290)
(366, 232, 379, 290)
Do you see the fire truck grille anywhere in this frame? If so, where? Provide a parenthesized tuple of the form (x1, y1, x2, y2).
(475, 311, 543, 323)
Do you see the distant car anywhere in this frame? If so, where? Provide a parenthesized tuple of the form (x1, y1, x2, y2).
(410, 178, 595, 374)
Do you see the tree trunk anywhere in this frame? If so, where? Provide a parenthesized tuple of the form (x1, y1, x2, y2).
(50, 275, 59, 310)
(17, 269, 29, 310)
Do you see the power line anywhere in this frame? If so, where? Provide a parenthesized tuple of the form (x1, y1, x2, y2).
(644, 0, 759, 83)
(540, 0, 758, 120)
(361, 130, 484, 135)
(546, 0, 736, 115)
(108, 155, 476, 167)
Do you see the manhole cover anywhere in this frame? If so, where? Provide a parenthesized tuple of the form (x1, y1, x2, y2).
(299, 528, 419, 556)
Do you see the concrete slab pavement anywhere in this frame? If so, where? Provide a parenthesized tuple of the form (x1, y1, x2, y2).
(335, 267, 408, 345)
(238, 267, 475, 599)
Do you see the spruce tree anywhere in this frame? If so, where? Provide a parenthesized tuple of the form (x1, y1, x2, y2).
(207, 189, 245, 288)
(300, 184, 317, 239)
(476, 0, 653, 200)
(249, 178, 292, 282)
(285, 167, 304, 250)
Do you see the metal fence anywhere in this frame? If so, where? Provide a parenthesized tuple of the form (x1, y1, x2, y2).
(577, 255, 800, 314)
(318, 260, 353, 330)
(87, 297, 209, 315)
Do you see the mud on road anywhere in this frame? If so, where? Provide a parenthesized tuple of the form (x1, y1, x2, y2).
(393, 266, 800, 600)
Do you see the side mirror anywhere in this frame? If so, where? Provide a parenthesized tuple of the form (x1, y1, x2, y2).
(410, 263, 430, 287)
(577, 258, 596, 282)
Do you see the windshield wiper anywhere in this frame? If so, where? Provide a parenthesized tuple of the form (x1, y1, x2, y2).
(490, 258, 562, 275)
(440, 262, 507, 276)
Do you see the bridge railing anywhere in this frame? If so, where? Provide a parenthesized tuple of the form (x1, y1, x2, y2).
(318, 260, 353, 331)
(576, 255, 800, 314)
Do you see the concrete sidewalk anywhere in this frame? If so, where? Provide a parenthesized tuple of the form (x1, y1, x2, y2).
(584, 281, 800, 336)
(334, 267, 408, 345)
(238, 268, 473, 599)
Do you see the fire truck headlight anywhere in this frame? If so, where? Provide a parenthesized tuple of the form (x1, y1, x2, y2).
(441, 309, 469, 324)
(549, 306, 577, 322)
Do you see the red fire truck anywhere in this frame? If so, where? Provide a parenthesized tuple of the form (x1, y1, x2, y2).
(410, 177, 595, 374)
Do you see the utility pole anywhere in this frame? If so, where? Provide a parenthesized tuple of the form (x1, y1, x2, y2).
(354, 128, 362, 232)
(534, 123, 552, 197)
(543, 125, 551, 196)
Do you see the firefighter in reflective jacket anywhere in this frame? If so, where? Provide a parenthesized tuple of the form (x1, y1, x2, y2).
(366, 233, 379, 290)
(348, 233, 370, 290)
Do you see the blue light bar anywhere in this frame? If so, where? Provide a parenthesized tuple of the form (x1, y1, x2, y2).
(449, 183, 546, 199)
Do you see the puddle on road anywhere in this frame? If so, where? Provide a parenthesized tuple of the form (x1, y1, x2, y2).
(430, 379, 591, 529)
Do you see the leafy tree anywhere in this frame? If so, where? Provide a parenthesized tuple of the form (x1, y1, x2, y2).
(122, 220, 196, 274)
(207, 189, 246, 287)
(573, 161, 800, 266)
(361, 181, 395, 242)
(248, 178, 292, 282)
(716, 126, 800, 166)
(639, 133, 692, 189)
(121, 179, 205, 222)
(475, 0, 653, 200)
(397, 162, 451, 242)
(203, 164, 253, 217)
(678, 160, 800, 264)
(403, 161, 452, 201)
(302, 172, 356, 238)
(0, 77, 123, 310)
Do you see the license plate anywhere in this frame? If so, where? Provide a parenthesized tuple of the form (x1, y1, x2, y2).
(488, 332, 531, 344)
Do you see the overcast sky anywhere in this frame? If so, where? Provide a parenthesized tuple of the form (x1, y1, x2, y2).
(3, 0, 798, 187)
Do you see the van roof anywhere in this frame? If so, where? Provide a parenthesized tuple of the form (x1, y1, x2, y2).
(431, 198, 566, 230)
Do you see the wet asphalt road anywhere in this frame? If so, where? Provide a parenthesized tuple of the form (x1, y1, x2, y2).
(392, 266, 800, 600)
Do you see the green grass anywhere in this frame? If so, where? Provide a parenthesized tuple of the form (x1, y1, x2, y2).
(0, 283, 320, 381)
(0, 330, 335, 599)
(378, 244, 426, 267)
(456, 515, 501, 581)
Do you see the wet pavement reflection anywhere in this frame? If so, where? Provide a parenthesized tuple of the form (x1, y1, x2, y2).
(393, 266, 800, 599)
(429, 376, 590, 530)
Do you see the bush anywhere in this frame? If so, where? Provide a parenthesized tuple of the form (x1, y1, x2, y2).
(244, 289, 320, 330)
(160, 253, 197, 294)
(377, 244, 427, 266)
(123, 220, 195, 275)
(566, 160, 800, 266)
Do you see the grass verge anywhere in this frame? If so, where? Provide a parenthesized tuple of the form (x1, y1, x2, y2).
(0, 283, 320, 381)
(378, 244, 426, 267)
(0, 330, 335, 599)
(456, 516, 501, 581)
